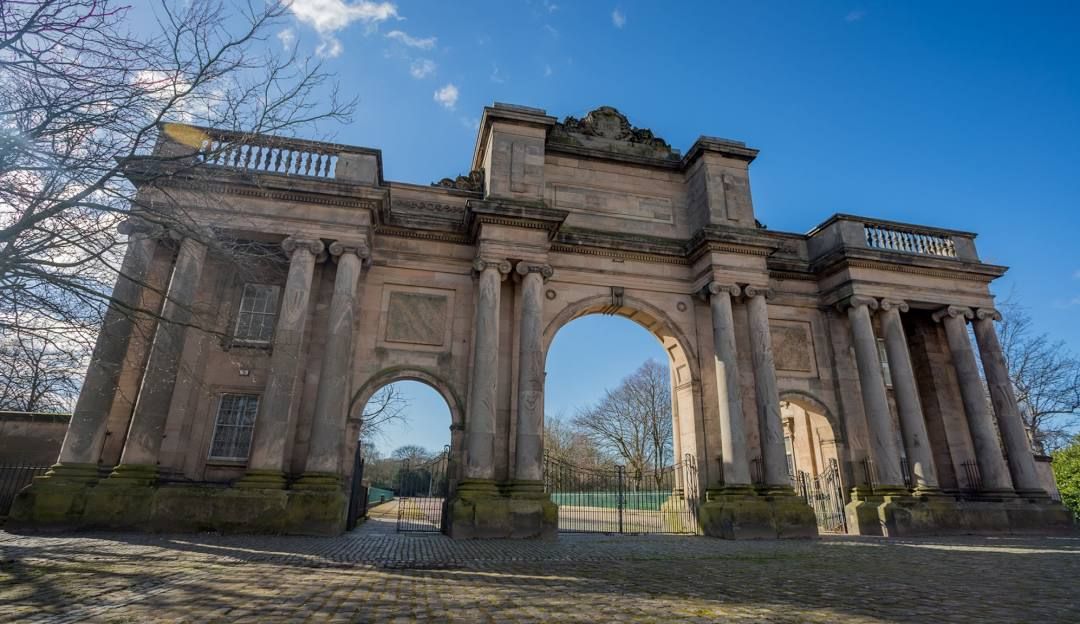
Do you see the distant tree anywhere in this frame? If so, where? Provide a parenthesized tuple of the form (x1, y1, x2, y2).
(391, 445, 432, 465)
(997, 301, 1080, 452)
(1050, 436, 1080, 519)
(544, 412, 610, 467)
(572, 359, 673, 484)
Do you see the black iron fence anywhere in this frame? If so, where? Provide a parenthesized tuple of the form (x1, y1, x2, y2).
(0, 463, 49, 517)
(543, 453, 699, 534)
(346, 445, 367, 531)
(396, 446, 450, 533)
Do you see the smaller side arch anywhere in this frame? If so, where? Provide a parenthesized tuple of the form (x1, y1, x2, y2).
(779, 389, 844, 443)
(349, 366, 465, 430)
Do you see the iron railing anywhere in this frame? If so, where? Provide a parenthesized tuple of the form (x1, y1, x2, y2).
(960, 460, 982, 494)
(543, 453, 699, 534)
(396, 446, 450, 533)
(794, 459, 847, 533)
(0, 463, 49, 517)
(346, 445, 367, 531)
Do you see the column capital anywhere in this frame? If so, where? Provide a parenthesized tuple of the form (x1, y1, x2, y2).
(282, 236, 325, 259)
(974, 307, 1002, 322)
(932, 305, 974, 323)
(117, 217, 165, 240)
(879, 298, 909, 313)
(837, 294, 878, 313)
(473, 256, 513, 279)
(329, 239, 371, 263)
(743, 284, 773, 299)
(514, 261, 554, 281)
(703, 282, 741, 299)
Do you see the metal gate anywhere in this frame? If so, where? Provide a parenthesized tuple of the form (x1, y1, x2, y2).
(543, 453, 699, 534)
(795, 458, 847, 534)
(345, 443, 367, 531)
(396, 446, 450, 533)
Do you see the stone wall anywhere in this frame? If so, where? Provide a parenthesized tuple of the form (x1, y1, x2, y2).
(0, 412, 70, 465)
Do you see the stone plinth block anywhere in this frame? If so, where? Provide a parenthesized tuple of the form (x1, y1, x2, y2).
(700, 490, 818, 539)
(446, 481, 557, 539)
(845, 493, 1077, 537)
(7, 473, 97, 528)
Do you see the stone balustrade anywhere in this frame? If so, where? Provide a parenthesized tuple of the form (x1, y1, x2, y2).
(196, 129, 342, 178)
(863, 223, 956, 257)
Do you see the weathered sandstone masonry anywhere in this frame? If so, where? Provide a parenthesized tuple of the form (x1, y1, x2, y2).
(11, 104, 1072, 538)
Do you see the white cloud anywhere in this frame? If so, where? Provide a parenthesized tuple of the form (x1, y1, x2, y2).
(434, 83, 459, 109)
(490, 63, 505, 84)
(386, 29, 437, 50)
(287, 0, 399, 57)
(410, 58, 436, 79)
(544, 64, 553, 78)
(277, 28, 296, 49)
(543, 1, 559, 12)
(611, 8, 626, 28)
(845, 9, 866, 22)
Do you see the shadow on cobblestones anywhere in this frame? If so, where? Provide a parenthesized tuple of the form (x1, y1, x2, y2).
(2, 530, 1079, 623)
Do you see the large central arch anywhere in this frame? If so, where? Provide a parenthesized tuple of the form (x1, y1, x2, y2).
(541, 293, 707, 518)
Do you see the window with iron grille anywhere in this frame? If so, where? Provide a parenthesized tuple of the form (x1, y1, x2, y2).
(876, 338, 893, 387)
(233, 283, 280, 344)
(208, 393, 259, 460)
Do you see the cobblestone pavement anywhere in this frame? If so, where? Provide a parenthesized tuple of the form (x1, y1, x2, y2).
(2, 511, 1079, 623)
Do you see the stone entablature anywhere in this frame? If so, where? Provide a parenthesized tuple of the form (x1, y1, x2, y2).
(11, 103, 1072, 539)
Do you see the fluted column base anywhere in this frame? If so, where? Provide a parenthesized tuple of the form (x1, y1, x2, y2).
(292, 472, 343, 491)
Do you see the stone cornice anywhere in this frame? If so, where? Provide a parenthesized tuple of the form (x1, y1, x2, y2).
(371, 223, 471, 245)
(466, 198, 569, 240)
(685, 224, 779, 261)
(813, 249, 1007, 284)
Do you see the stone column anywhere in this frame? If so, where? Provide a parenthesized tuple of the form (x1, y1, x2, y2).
(513, 262, 552, 486)
(111, 235, 208, 482)
(705, 282, 752, 490)
(933, 305, 1013, 494)
(744, 286, 790, 490)
(464, 257, 511, 482)
(844, 295, 905, 490)
(973, 308, 1045, 497)
(51, 219, 162, 480)
(240, 237, 324, 488)
(879, 299, 939, 492)
(297, 241, 368, 488)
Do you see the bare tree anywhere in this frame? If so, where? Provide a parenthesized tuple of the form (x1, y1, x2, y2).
(0, 326, 83, 412)
(572, 359, 673, 484)
(997, 300, 1080, 452)
(391, 445, 433, 465)
(0, 1, 353, 380)
(358, 384, 410, 442)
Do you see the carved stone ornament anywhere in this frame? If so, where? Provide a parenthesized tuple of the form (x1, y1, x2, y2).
(836, 294, 878, 312)
(932, 305, 975, 323)
(472, 257, 512, 278)
(433, 169, 485, 193)
(281, 236, 325, 259)
(549, 106, 678, 160)
(514, 262, 554, 281)
(743, 285, 773, 300)
(879, 298, 910, 313)
(975, 307, 1002, 322)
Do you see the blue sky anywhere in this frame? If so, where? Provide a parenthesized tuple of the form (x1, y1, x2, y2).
(138, 2, 1080, 454)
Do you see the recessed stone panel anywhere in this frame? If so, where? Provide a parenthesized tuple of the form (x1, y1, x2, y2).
(553, 184, 674, 224)
(771, 320, 817, 375)
(385, 291, 448, 347)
